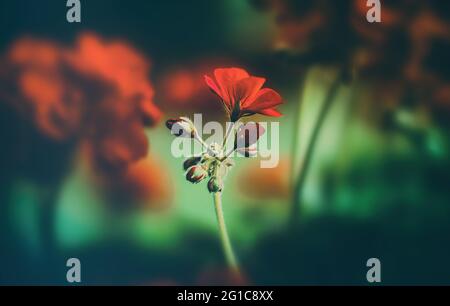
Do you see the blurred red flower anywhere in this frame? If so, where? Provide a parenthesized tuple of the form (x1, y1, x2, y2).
(204, 68, 282, 122)
(1, 33, 162, 173)
(0, 33, 171, 208)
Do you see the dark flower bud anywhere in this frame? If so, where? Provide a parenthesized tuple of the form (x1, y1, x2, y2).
(207, 176, 223, 193)
(166, 117, 196, 138)
(234, 122, 265, 149)
(186, 165, 207, 184)
(183, 156, 202, 171)
(236, 144, 258, 157)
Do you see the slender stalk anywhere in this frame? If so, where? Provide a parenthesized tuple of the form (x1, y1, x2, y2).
(194, 131, 209, 149)
(290, 69, 344, 226)
(213, 192, 239, 273)
(222, 121, 236, 149)
(221, 148, 237, 161)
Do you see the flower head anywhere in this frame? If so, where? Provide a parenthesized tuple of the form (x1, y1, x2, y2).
(204, 68, 283, 122)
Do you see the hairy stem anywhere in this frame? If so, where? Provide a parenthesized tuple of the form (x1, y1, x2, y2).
(213, 192, 239, 272)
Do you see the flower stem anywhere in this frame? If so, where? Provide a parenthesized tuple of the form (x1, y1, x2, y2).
(213, 192, 240, 273)
(290, 69, 344, 226)
(222, 121, 236, 149)
(194, 131, 209, 149)
(289, 70, 308, 200)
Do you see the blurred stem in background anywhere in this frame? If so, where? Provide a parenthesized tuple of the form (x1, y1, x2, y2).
(290, 68, 344, 226)
(213, 192, 240, 274)
(289, 69, 308, 222)
(41, 188, 59, 256)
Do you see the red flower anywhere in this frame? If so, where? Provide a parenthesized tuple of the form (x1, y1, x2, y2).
(204, 68, 282, 122)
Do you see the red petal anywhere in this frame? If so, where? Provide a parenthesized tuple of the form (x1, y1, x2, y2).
(214, 68, 249, 85)
(235, 76, 266, 108)
(244, 88, 282, 112)
(257, 108, 282, 117)
(214, 68, 249, 109)
(204, 75, 223, 99)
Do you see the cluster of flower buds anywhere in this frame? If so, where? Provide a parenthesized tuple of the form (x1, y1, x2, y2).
(166, 117, 265, 193)
(182, 153, 232, 193)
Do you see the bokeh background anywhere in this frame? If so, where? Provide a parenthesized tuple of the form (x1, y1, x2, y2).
(0, 0, 449, 285)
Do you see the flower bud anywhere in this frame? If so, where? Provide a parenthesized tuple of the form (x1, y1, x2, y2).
(236, 144, 258, 157)
(166, 117, 196, 138)
(186, 165, 207, 184)
(183, 156, 202, 171)
(234, 122, 265, 149)
(207, 176, 223, 193)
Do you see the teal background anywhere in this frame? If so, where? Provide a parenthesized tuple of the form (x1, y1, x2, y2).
(0, 0, 449, 285)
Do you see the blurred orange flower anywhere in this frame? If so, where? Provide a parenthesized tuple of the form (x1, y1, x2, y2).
(237, 158, 290, 200)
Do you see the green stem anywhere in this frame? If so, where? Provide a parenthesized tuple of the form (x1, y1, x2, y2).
(213, 192, 239, 272)
(194, 131, 209, 149)
(290, 70, 308, 197)
(290, 69, 344, 226)
(222, 121, 236, 149)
